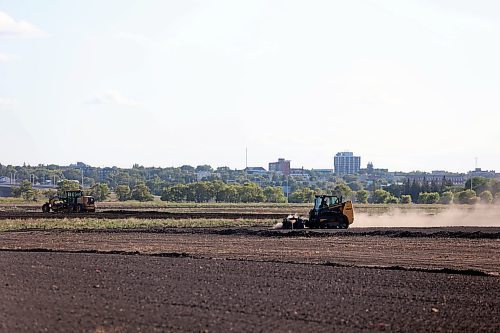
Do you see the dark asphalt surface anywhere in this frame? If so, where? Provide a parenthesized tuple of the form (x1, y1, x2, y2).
(0, 251, 498, 332)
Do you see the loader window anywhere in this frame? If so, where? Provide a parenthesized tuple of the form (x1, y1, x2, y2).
(314, 197, 322, 210)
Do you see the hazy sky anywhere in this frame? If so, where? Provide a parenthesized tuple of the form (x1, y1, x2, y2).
(1, 1, 499, 172)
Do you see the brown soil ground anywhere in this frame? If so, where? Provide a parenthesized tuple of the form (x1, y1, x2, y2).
(0, 228, 499, 332)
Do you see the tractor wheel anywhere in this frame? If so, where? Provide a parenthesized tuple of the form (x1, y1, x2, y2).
(42, 203, 50, 213)
(340, 216, 349, 229)
(294, 219, 305, 229)
(282, 219, 292, 229)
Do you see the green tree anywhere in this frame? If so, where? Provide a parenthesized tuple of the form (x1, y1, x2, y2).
(372, 189, 391, 204)
(195, 165, 213, 172)
(491, 180, 500, 196)
(42, 189, 57, 199)
(115, 185, 131, 201)
(456, 190, 477, 204)
(439, 191, 454, 204)
(161, 184, 187, 202)
(211, 181, 228, 203)
(495, 192, 500, 205)
(479, 190, 493, 204)
(131, 183, 154, 202)
(11, 186, 21, 198)
(57, 179, 80, 196)
(400, 195, 412, 204)
(347, 181, 363, 192)
(238, 183, 265, 203)
(188, 182, 214, 202)
(356, 189, 369, 204)
(19, 180, 37, 201)
(419, 192, 440, 204)
(465, 177, 491, 194)
(220, 184, 240, 203)
(289, 188, 315, 203)
(332, 182, 352, 199)
(90, 183, 110, 201)
(263, 186, 286, 203)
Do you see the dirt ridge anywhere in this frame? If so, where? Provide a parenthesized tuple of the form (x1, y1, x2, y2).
(0, 248, 493, 277)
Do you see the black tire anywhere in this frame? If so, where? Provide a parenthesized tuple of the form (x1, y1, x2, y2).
(340, 216, 349, 229)
(42, 203, 50, 213)
(294, 219, 305, 229)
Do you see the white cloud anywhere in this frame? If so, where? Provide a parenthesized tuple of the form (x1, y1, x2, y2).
(0, 11, 46, 38)
(85, 90, 141, 107)
(0, 52, 13, 62)
(0, 97, 17, 109)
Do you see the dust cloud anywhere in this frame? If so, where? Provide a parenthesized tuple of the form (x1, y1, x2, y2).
(352, 206, 500, 228)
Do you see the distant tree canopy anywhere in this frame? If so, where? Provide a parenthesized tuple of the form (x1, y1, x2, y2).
(115, 185, 131, 201)
(372, 189, 391, 204)
(289, 188, 316, 203)
(131, 183, 154, 202)
(356, 190, 369, 204)
(2, 163, 499, 205)
(160, 181, 274, 203)
(89, 183, 110, 201)
(418, 192, 440, 204)
(439, 191, 454, 204)
(57, 179, 80, 196)
(20, 180, 37, 201)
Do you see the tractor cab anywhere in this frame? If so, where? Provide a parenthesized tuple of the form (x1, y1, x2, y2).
(64, 190, 84, 205)
(313, 195, 342, 211)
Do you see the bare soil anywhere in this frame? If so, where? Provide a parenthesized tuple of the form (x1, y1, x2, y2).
(0, 227, 499, 332)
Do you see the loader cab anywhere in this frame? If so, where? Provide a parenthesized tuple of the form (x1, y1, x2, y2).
(313, 195, 341, 211)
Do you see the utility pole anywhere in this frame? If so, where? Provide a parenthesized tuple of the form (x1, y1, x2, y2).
(286, 176, 289, 203)
(81, 168, 84, 189)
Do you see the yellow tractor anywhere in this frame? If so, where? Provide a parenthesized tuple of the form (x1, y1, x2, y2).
(42, 190, 96, 213)
(283, 195, 354, 229)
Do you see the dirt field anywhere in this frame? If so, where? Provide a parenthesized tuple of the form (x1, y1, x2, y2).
(0, 204, 499, 332)
(0, 226, 499, 332)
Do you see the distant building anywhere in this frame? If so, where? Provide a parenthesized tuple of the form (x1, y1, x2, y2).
(269, 158, 291, 176)
(196, 171, 212, 181)
(396, 171, 466, 186)
(290, 168, 306, 176)
(0, 176, 10, 183)
(312, 169, 333, 175)
(468, 168, 497, 179)
(245, 167, 268, 175)
(334, 152, 361, 175)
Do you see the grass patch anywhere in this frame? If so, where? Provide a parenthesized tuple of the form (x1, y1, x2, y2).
(0, 218, 279, 231)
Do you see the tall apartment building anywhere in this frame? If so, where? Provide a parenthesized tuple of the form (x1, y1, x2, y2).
(269, 158, 291, 176)
(334, 152, 361, 175)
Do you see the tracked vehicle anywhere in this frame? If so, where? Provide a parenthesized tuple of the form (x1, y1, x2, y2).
(42, 190, 96, 213)
(282, 195, 354, 229)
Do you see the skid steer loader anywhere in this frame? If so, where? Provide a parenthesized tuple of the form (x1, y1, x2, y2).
(282, 195, 354, 229)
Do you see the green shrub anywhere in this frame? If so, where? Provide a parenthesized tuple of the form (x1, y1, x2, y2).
(479, 190, 493, 204)
(386, 196, 399, 204)
(400, 195, 412, 204)
(439, 191, 454, 204)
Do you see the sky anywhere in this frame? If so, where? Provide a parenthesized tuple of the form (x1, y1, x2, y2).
(0, 0, 499, 172)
